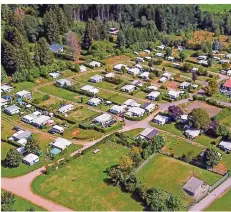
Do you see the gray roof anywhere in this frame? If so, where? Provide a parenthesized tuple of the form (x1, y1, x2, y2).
(5, 105, 20, 112)
(183, 177, 204, 194)
(14, 130, 32, 140)
(140, 128, 159, 139)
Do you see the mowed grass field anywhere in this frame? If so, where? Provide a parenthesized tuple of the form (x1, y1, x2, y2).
(32, 141, 143, 211)
(200, 4, 231, 13)
(39, 85, 78, 101)
(1, 190, 46, 211)
(136, 154, 221, 205)
(205, 189, 231, 211)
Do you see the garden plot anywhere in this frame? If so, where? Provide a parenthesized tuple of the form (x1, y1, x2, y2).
(136, 154, 221, 205)
(185, 101, 222, 118)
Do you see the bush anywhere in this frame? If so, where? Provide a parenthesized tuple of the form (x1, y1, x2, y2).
(42, 94, 50, 101)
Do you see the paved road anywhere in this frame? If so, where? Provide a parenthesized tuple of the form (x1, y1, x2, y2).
(189, 177, 231, 211)
(1, 167, 73, 211)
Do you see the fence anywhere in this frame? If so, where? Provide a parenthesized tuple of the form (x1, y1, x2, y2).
(135, 153, 156, 173)
(209, 172, 230, 192)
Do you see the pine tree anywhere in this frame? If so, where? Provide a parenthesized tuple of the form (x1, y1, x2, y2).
(117, 31, 126, 48)
(8, 11, 26, 38)
(44, 10, 59, 43)
(35, 37, 54, 66)
(58, 8, 69, 34)
(82, 28, 92, 50)
(5, 26, 24, 48)
(1, 39, 18, 71)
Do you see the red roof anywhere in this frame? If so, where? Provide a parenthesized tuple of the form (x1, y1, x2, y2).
(223, 79, 231, 88)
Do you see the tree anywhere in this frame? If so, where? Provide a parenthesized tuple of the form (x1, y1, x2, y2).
(150, 135, 166, 152)
(1, 66, 7, 82)
(5, 26, 24, 48)
(192, 71, 198, 81)
(208, 58, 213, 67)
(1, 191, 15, 211)
(25, 139, 41, 155)
(135, 183, 147, 201)
(1, 39, 19, 71)
(168, 105, 183, 121)
(66, 30, 81, 60)
(167, 194, 183, 211)
(197, 67, 206, 76)
(117, 31, 127, 48)
(57, 7, 68, 34)
(189, 108, 211, 130)
(204, 148, 220, 168)
(108, 167, 125, 186)
(4, 148, 22, 168)
(216, 125, 230, 138)
(204, 79, 218, 96)
(82, 26, 92, 50)
(146, 188, 168, 211)
(179, 51, 186, 62)
(183, 63, 193, 72)
(35, 37, 54, 66)
(165, 47, 172, 57)
(44, 9, 59, 43)
(119, 155, 133, 172)
(8, 11, 26, 37)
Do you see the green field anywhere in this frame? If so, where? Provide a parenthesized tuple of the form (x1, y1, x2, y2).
(206, 189, 231, 211)
(200, 4, 231, 13)
(39, 85, 78, 101)
(150, 122, 184, 137)
(1, 190, 46, 211)
(69, 108, 99, 121)
(136, 154, 221, 205)
(32, 141, 143, 211)
(161, 133, 203, 158)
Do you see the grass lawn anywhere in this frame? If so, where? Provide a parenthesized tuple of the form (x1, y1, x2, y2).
(32, 141, 143, 211)
(195, 134, 220, 147)
(68, 108, 100, 121)
(110, 94, 129, 105)
(200, 4, 231, 13)
(1, 190, 46, 211)
(136, 154, 222, 206)
(12, 81, 35, 93)
(205, 189, 231, 211)
(39, 85, 78, 101)
(65, 128, 104, 140)
(150, 122, 184, 137)
(134, 91, 148, 99)
(161, 133, 203, 158)
(123, 128, 144, 138)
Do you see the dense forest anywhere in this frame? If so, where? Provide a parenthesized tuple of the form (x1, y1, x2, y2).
(1, 4, 231, 82)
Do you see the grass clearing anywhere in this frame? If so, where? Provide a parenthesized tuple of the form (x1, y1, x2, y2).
(32, 141, 143, 211)
(39, 85, 77, 101)
(161, 133, 203, 158)
(136, 154, 222, 206)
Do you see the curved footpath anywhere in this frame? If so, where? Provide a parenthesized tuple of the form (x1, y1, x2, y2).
(1, 167, 73, 211)
(189, 177, 231, 211)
